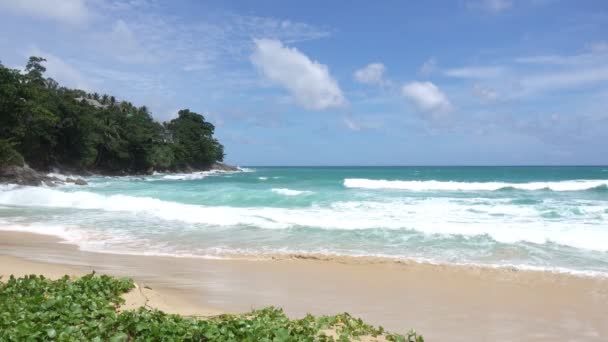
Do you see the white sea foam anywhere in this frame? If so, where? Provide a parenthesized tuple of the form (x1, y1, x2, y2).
(259, 177, 268, 180)
(271, 188, 312, 196)
(344, 178, 608, 191)
(0, 184, 19, 191)
(1, 221, 606, 277)
(161, 172, 210, 180)
(155, 169, 244, 181)
(0, 186, 607, 252)
(46, 172, 73, 181)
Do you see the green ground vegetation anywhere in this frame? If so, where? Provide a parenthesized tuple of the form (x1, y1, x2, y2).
(0, 273, 423, 341)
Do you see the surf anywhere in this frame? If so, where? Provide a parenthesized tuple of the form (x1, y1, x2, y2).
(343, 178, 608, 192)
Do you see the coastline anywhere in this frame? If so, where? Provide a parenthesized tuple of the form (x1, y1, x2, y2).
(1, 230, 607, 340)
(2, 219, 605, 278)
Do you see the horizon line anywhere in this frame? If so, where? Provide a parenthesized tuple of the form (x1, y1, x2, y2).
(235, 164, 608, 168)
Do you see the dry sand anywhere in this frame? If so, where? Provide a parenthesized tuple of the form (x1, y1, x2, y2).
(0, 254, 221, 317)
(1, 231, 607, 341)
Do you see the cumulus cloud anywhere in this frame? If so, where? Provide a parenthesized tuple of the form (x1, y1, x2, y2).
(353, 63, 386, 85)
(444, 66, 505, 79)
(0, 0, 89, 25)
(401, 81, 452, 116)
(467, 0, 512, 13)
(250, 38, 345, 110)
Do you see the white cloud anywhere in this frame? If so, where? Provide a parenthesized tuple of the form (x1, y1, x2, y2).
(467, 0, 513, 13)
(444, 66, 505, 79)
(92, 20, 162, 64)
(587, 41, 608, 53)
(515, 53, 606, 66)
(343, 117, 362, 131)
(342, 116, 384, 131)
(250, 38, 345, 110)
(26, 47, 93, 90)
(0, 0, 89, 25)
(87, 8, 331, 72)
(95, 0, 155, 12)
(473, 84, 499, 102)
(419, 58, 437, 75)
(354, 63, 386, 85)
(226, 14, 331, 44)
(519, 67, 608, 93)
(401, 81, 452, 115)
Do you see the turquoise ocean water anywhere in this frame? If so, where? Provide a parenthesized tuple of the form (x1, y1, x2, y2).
(1, 166, 608, 275)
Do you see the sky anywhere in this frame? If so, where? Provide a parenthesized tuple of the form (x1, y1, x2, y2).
(0, 0, 607, 166)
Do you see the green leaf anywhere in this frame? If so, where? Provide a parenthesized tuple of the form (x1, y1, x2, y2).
(46, 328, 56, 338)
(109, 332, 128, 342)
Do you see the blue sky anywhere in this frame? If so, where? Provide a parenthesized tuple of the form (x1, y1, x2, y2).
(1, 0, 607, 165)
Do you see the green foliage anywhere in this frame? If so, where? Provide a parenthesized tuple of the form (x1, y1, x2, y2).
(0, 58, 224, 172)
(0, 274, 422, 341)
(167, 109, 225, 168)
(0, 139, 24, 166)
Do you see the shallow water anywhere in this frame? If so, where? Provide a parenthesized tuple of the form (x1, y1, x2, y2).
(1, 166, 608, 275)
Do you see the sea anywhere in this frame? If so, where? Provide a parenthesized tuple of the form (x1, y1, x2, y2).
(1, 166, 607, 276)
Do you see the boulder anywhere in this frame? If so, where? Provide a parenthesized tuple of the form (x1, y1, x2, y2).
(210, 162, 240, 172)
(0, 165, 56, 186)
(74, 178, 88, 185)
(0, 166, 88, 186)
(65, 177, 89, 186)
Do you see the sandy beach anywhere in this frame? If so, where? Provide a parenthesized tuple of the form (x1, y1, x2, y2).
(1, 230, 607, 341)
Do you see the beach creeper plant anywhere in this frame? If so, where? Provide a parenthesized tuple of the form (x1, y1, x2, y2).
(0, 273, 423, 341)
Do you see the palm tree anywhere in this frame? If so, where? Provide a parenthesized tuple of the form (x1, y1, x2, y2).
(94, 116, 121, 167)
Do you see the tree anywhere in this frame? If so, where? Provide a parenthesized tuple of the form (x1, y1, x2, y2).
(0, 57, 226, 172)
(24, 57, 46, 85)
(166, 109, 224, 168)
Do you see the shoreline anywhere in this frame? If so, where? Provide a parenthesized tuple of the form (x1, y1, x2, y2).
(1, 223, 605, 279)
(1, 230, 607, 340)
(0, 162, 242, 187)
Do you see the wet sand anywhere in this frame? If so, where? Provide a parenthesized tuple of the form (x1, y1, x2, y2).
(1, 231, 607, 341)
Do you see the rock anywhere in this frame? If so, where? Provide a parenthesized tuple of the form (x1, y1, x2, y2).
(74, 178, 88, 185)
(210, 162, 240, 172)
(0, 165, 57, 186)
(0, 166, 88, 187)
(65, 177, 88, 186)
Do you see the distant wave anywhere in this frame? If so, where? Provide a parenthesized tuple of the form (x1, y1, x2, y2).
(271, 188, 312, 196)
(155, 169, 239, 181)
(343, 178, 608, 192)
(161, 171, 214, 180)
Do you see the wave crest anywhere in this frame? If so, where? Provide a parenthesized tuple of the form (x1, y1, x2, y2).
(343, 178, 608, 192)
(271, 188, 312, 196)
(1, 186, 607, 252)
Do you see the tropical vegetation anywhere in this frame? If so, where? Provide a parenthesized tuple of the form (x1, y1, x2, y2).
(0, 273, 422, 341)
(0, 57, 224, 173)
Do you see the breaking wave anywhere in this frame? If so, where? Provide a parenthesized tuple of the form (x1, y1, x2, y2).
(0, 186, 607, 251)
(343, 178, 608, 192)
